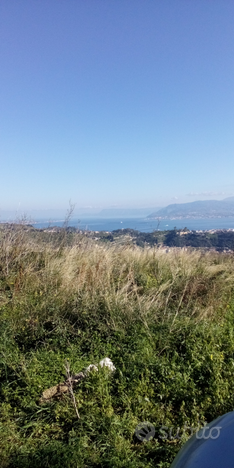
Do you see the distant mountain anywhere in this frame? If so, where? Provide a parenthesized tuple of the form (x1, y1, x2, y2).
(148, 198, 234, 219)
(98, 208, 161, 218)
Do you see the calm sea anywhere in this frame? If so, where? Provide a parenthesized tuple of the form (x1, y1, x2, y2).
(32, 217, 234, 232)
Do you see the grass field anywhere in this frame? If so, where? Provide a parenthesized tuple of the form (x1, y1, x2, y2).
(1, 223, 234, 467)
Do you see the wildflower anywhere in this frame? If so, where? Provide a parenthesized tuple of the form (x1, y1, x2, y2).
(99, 357, 116, 372)
(84, 358, 116, 376)
(84, 364, 98, 375)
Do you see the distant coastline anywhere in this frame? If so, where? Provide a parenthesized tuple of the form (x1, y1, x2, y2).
(149, 215, 234, 220)
(28, 216, 234, 233)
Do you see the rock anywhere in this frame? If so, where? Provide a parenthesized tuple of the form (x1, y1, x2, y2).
(40, 372, 85, 403)
(40, 383, 69, 403)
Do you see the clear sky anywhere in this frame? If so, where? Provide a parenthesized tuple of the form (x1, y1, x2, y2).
(1, 0, 234, 212)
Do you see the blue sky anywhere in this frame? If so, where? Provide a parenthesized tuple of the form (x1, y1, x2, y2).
(1, 1, 234, 213)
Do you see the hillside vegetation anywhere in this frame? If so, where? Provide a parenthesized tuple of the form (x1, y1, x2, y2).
(99, 227, 234, 251)
(1, 224, 234, 467)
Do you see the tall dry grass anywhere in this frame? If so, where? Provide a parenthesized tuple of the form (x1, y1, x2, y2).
(1, 224, 233, 331)
(52, 243, 234, 324)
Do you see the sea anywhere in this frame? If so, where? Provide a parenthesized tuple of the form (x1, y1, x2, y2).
(32, 217, 234, 233)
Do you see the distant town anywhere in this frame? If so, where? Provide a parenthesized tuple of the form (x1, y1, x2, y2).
(1, 223, 232, 253)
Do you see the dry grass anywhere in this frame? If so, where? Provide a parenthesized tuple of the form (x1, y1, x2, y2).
(1, 224, 233, 330)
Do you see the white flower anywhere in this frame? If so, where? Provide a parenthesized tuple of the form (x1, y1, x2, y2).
(99, 357, 116, 372)
(84, 364, 98, 375)
(84, 358, 116, 376)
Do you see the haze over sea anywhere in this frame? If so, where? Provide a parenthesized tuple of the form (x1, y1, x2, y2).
(33, 217, 234, 233)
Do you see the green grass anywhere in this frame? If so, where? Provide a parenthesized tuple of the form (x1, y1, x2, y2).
(1, 224, 234, 467)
